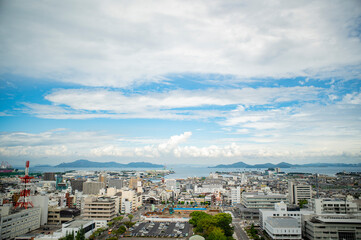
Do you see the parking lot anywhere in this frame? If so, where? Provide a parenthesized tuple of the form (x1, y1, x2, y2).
(130, 221, 190, 238)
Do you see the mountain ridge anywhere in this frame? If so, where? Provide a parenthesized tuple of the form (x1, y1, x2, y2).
(209, 161, 361, 168)
(54, 159, 164, 168)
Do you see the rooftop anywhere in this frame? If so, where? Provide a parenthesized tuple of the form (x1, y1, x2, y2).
(64, 220, 93, 229)
(267, 217, 299, 228)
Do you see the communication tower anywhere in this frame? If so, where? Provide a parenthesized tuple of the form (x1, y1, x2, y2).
(15, 161, 34, 209)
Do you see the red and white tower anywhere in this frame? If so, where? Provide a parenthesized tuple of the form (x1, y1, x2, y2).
(15, 161, 34, 209)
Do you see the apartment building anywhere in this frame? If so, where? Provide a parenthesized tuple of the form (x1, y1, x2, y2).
(120, 189, 142, 213)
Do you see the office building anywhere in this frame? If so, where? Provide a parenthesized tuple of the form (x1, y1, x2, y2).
(0, 207, 41, 239)
(288, 181, 312, 205)
(311, 198, 360, 215)
(304, 216, 361, 240)
(82, 197, 116, 221)
(242, 192, 288, 209)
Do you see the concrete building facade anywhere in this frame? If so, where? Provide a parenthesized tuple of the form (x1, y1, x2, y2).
(0, 207, 41, 240)
(288, 181, 312, 205)
(82, 197, 116, 221)
(83, 181, 105, 195)
(303, 216, 361, 240)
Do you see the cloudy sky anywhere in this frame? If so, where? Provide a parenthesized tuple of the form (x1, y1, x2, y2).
(1, 0, 361, 166)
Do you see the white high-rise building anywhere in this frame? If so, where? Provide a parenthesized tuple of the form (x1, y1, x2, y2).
(231, 186, 241, 205)
(165, 179, 177, 191)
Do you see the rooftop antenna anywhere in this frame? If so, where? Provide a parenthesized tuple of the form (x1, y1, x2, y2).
(15, 161, 34, 209)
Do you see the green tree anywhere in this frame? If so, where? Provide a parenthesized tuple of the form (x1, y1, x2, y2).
(75, 226, 85, 240)
(115, 225, 126, 237)
(124, 221, 135, 228)
(196, 217, 217, 238)
(208, 227, 227, 240)
(214, 213, 234, 237)
(298, 199, 308, 208)
(128, 214, 134, 221)
(189, 211, 210, 227)
(107, 221, 114, 227)
(59, 231, 75, 240)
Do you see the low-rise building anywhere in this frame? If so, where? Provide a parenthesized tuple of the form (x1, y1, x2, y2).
(47, 207, 80, 225)
(260, 202, 313, 229)
(264, 217, 301, 240)
(62, 220, 96, 239)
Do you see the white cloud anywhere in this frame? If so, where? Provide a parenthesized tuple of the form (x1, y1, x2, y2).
(1, 0, 360, 87)
(25, 86, 320, 119)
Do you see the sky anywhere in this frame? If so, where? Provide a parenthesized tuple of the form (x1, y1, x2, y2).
(0, 0, 361, 166)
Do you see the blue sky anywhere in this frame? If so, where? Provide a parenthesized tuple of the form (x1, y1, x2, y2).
(0, 0, 361, 166)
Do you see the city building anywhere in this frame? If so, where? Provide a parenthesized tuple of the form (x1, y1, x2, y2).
(47, 206, 80, 225)
(83, 181, 105, 195)
(310, 198, 360, 214)
(82, 197, 116, 221)
(0, 207, 41, 239)
(303, 216, 361, 240)
(264, 217, 302, 240)
(29, 195, 49, 225)
(288, 181, 312, 205)
(120, 189, 142, 213)
(62, 220, 96, 239)
(260, 202, 313, 229)
(231, 186, 241, 205)
(165, 179, 178, 191)
(242, 192, 288, 209)
(43, 172, 56, 181)
(108, 178, 123, 189)
(70, 179, 86, 193)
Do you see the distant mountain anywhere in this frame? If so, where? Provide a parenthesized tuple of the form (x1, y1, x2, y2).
(55, 159, 164, 168)
(212, 161, 250, 168)
(210, 161, 361, 168)
(34, 164, 53, 167)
